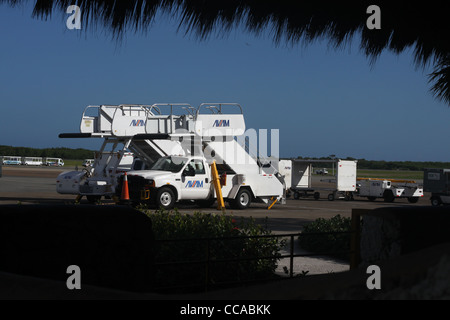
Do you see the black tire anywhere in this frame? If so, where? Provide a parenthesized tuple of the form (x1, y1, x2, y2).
(383, 191, 395, 203)
(156, 187, 176, 210)
(407, 197, 419, 204)
(231, 188, 252, 210)
(431, 197, 441, 206)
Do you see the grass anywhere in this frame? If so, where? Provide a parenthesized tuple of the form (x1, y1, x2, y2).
(356, 169, 424, 181)
(62, 159, 84, 167)
(314, 168, 424, 181)
(58, 161, 425, 180)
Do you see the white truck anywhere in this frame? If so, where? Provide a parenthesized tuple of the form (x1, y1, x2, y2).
(57, 103, 286, 208)
(355, 178, 423, 203)
(121, 154, 264, 210)
(44, 158, 64, 166)
(279, 159, 357, 201)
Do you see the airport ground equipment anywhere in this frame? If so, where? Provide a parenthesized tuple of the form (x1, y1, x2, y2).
(57, 103, 190, 202)
(423, 168, 450, 206)
(279, 159, 357, 201)
(355, 178, 423, 203)
(57, 103, 286, 208)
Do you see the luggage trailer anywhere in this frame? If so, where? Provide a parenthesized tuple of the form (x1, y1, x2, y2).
(280, 159, 358, 201)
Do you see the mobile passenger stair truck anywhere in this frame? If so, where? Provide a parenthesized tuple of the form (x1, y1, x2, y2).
(355, 178, 423, 203)
(278, 159, 357, 201)
(57, 103, 286, 209)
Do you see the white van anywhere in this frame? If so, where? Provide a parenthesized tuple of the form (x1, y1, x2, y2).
(82, 159, 95, 167)
(45, 158, 64, 166)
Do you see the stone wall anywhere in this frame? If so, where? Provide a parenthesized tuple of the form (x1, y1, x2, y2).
(360, 206, 450, 265)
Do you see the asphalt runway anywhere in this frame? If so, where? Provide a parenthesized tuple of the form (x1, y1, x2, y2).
(0, 165, 430, 233)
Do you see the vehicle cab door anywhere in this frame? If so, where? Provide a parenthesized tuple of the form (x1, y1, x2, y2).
(180, 159, 210, 200)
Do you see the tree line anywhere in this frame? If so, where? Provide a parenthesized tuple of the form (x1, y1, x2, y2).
(0, 145, 95, 160)
(1, 145, 449, 170)
(295, 156, 450, 171)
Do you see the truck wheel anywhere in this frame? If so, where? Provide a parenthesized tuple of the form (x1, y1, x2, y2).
(383, 191, 395, 203)
(156, 187, 175, 210)
(431, 197, 441, 206)
(231, 189, 252, 210)
(327, 193, 335, 201)
(407, 197, 419, 204)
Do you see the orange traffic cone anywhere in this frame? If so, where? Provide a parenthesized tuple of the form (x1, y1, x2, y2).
(121, 172, 130, 201)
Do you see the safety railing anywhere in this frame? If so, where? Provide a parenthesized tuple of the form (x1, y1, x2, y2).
(151, 213, 362, 293)
(197, 103, 243, 115)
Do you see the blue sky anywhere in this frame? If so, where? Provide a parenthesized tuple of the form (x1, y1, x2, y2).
(1, 4, 449, 161)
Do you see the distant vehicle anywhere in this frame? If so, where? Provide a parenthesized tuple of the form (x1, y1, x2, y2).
(57, 152, 135, 202)
(423, 168, 450, 206)
(355, 178, 423, 203)
(82, 159, 95, 167)
(315, 168, 329, 175)
(2, 156, 22, 165)
(280, 159, 357, 201)
(45, 158, 64, 166)
(23, 157, 43, 166)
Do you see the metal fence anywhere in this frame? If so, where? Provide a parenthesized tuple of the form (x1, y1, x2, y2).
(152, 212, 363, 293)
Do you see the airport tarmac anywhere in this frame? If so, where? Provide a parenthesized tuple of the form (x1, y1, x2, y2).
(0, 165, 429, 232)
(0, 165, 430, 240)
(0, 165, 430, 275)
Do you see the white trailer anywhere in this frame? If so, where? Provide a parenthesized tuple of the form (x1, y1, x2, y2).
(57, 103, 286, 208)
(286, 159, 357, 201)
(355, 178, 423, 203)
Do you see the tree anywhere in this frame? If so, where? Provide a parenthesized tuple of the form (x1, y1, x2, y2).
(2, 0, 449, 104)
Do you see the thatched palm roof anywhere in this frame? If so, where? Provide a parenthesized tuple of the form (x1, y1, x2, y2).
(3, 0, 450, 104)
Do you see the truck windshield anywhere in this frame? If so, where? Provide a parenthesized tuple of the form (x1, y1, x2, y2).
(150, 156, 188, 173)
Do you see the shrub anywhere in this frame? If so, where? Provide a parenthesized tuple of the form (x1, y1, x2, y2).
(298, 214, 352, 261)
(141, 208, 283, 292)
